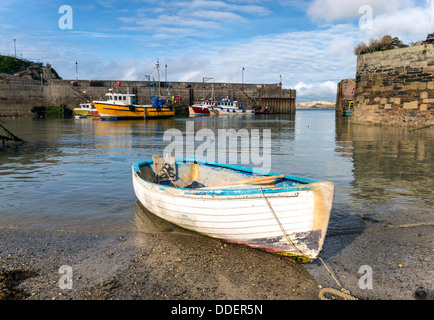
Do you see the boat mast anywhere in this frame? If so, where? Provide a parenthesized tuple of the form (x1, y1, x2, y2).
(156, 59, 161, 97)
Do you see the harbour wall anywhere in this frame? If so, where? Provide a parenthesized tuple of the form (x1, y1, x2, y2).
(353, 44, 434, 127)
(0, 75, 296, 116)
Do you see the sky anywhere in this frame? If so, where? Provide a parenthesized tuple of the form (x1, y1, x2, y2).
(1, 0, 434, 102)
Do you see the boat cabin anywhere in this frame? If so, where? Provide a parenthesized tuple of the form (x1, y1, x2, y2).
(202, 100, 216, 107)
(217, 100, 241, 109)
(105, 90, 136, 105)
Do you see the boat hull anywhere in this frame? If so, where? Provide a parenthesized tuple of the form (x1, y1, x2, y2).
(188, 106, 211, 116)
(73, 109, 90, 116)
(132, 159, 334, 262)
(217, 108, 255, 115)
(145, 107, 175, 119)
(93, 101, 146, 120)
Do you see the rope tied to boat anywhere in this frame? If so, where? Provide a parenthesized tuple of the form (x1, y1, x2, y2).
(317, 256, 358, 300)
(259, 187, 358, 301)
(318, 287, 358, 300)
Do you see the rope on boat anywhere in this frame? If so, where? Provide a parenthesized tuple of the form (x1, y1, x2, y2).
(259, 187, 305, 257)
(259, 187, 358, 301)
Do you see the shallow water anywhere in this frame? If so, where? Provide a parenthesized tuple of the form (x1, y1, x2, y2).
(1, 110, 433, 234)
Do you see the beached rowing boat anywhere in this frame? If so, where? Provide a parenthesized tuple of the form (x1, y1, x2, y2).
(132, 156, 334, 263)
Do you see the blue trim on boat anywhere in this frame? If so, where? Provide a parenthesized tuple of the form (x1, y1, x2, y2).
(132, 158, 320, 196)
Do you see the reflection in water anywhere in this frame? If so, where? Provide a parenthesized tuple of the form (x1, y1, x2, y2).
(0, 111, 432, 234)
(134, 201, 192, 236)
(349, 124, 434, 226)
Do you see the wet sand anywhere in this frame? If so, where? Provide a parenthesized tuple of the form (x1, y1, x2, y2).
(1, 202, 432, 302)
(0, 203, 319, 301)
(306, 222, 433, 300)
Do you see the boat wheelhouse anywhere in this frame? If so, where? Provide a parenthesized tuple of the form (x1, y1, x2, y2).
(216, 99, 255, 115)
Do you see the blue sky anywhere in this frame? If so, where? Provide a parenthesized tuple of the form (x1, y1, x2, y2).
(1, 0, 433, 101)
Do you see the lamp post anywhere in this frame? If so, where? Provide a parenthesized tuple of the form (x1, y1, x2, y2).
(75, 61, 78, 81)
(165, 64, 168, 83)
(242, 67, 244, 89)
(13, 39, 16, 58)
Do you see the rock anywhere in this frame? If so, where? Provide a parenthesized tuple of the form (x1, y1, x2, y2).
(425, 33, 434, 44)
(414, 287, 427, 299)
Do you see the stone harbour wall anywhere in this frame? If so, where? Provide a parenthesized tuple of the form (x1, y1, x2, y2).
(0, 75, 296, 116)
(354, 44, 434, 127)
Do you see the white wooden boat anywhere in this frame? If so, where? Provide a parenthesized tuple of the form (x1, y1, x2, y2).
(132, 156, 334, 263)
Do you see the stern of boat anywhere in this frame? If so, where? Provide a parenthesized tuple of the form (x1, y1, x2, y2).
(311, 181, 334, 255)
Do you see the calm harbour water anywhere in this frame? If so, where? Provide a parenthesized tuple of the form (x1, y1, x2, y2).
(1, 110, 433, 234)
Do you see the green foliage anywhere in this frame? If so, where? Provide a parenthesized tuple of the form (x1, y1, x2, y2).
(50, 67, 62, 79)
(0, 55, 32, 73)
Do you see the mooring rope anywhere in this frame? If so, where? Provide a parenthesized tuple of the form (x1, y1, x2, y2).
(317, 257, 358, 300)
(318, 287, 358, 300)
(259, 187, 358, 300)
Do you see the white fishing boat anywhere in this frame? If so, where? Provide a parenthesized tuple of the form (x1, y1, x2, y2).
(215, 98, 255, 115)
(73, 102, 99, 118)
(132, 155, 334, 263)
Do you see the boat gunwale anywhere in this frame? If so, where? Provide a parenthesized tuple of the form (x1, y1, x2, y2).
(132, 158, 322, 196)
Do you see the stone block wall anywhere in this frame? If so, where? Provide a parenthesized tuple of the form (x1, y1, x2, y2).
(0, 74, 46, 116)
(354, 44, 434, 127)
(0, 77, 296, 116)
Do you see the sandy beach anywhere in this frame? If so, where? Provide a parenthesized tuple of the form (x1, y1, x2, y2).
(0, 203, 319, 301)
(1, 202, 432, 303)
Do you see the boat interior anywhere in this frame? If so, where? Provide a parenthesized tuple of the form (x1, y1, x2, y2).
(136, 155, 305, 190)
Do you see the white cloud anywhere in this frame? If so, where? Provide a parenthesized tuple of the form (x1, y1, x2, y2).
(294, 81, 337, 101)
(308, 0, 434, 43)
(189, 0, 271, 15)
(118, 0, 271, 39)
(307, 0, 411, 22)
(363, 3, 434, 42)
(139, 23, 359, 101)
